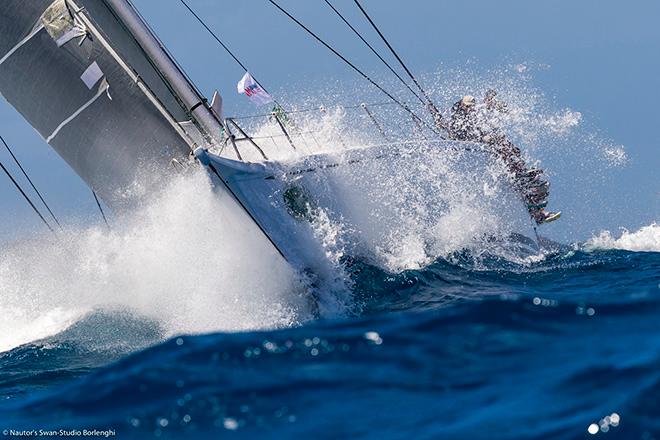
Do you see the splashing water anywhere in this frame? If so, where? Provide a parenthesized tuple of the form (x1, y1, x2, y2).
(0, 64, 657, 438)
(585, 223, 660, 252)
(0, 63, 636, 354)
(223, 65, 614, 271)
(0, 171, 314, 353)
(245, 63, 632, 245)
(602, 145, 629, 167)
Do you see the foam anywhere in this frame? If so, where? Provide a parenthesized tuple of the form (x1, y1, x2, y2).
(585, 223, 660, 252)
(0, 171, 314, 352)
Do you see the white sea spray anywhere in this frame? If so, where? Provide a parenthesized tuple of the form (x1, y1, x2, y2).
(585, 223, 660, 252)
(0, 171, 314, 352)
(1, 62, 635, 351)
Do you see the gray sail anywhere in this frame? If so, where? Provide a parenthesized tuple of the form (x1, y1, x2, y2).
(0, 0, 205, 208)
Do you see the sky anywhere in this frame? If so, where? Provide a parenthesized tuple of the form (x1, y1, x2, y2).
(0, 0, 658, 242)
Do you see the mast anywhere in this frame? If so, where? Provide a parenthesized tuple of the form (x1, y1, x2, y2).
(104, 0, 225, 147)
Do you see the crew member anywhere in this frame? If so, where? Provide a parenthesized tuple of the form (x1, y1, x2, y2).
(448, 91, 560, 224)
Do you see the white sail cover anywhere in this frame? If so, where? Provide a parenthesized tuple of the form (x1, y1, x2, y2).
(0, 0, 197, 207)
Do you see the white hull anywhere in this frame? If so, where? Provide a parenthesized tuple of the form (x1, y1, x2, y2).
(195, 141, 521, 271)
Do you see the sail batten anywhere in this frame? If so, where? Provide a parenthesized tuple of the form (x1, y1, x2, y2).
(0, 23, 45, 66)
(46, 79, 110, 143)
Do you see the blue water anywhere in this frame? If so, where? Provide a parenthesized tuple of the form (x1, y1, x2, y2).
(1, 245, 658, 439)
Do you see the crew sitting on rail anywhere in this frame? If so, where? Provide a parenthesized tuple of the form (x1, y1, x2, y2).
(448, 91, 560, 225)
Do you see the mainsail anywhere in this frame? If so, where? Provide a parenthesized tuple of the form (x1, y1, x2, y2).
(0, 0, 220, 207)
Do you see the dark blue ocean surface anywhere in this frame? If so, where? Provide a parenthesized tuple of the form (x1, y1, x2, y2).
(1, 246, 658, 439)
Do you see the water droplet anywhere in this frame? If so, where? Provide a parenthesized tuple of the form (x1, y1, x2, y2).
(223, 418, 239, 430)
(610, 413, 620, 426)
(364, 331, 383, 345)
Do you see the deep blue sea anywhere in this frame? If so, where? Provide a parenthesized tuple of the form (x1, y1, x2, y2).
(0, 241, 658, 439)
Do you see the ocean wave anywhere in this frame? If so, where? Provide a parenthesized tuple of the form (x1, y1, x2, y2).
(585, 223, 660, 252)
(2, 288, 659, 438)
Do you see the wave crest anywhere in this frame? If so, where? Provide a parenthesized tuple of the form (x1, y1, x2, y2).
(585, 223, 660, 252)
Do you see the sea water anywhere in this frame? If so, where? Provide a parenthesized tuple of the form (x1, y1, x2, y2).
(0, 71, 658, 439)
(1, 209, 657, 438)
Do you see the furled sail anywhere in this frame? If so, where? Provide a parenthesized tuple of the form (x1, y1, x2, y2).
(0, 0, 210, 207)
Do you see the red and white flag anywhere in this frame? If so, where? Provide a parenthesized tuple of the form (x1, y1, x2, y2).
(237, 72, 273, 106)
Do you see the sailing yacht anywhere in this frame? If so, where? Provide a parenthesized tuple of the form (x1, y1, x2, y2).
(0, 0, 510, 269)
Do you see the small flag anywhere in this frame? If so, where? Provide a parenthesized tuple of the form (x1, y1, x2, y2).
(237, 72, 273, 106)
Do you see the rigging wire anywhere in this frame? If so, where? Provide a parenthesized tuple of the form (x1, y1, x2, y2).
(265, 0, 437, 134)
(352, 0, 442, 120)
(92, 190, 110, 228)
(322, 0, 424, 107)
(178, 0, 277, 102)
(178, 0, 310, 153)
(0, 158, 54, 233)
(0, 135, 62, 229)
(231, 101, 397, 120)
(353, 1, 548, 234)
